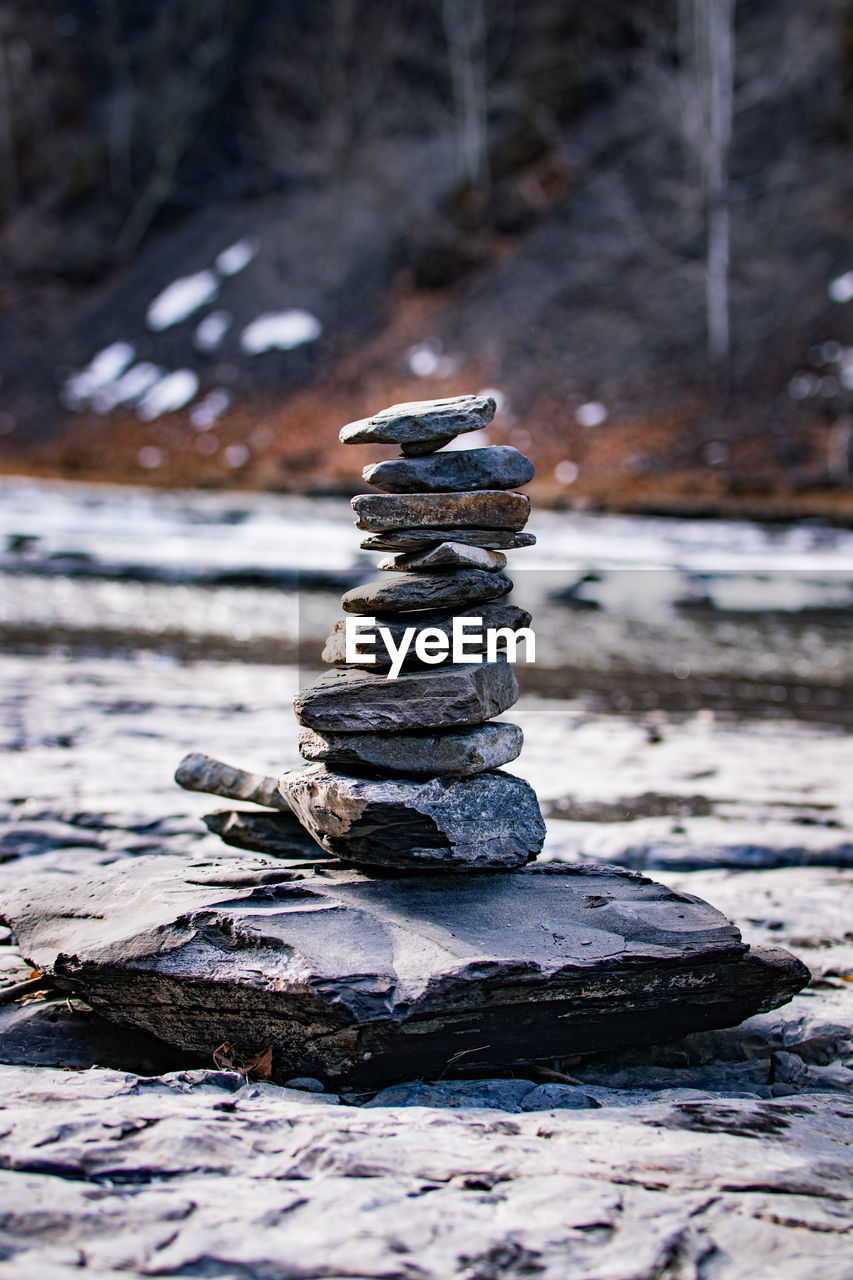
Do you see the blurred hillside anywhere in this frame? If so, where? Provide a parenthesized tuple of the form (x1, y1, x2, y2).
(1, 0, 853, 515)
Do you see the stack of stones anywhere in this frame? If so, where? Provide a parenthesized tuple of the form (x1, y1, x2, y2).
(282, 394, 547, 872)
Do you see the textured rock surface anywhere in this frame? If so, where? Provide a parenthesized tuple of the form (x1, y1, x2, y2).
(298, 720, 523, 776)
(362, 527, 537, 550)
(0, 852, 806, 1083)
(353, 490, 530, 532)
(341, 568, 512, 613)
(340, 393, 495, 452)
(294, 660, 519, 730)
(378, 542, 507, 572)
(364, 445, 534, 493)
(280, 764, 545, 869)
(322, 601, 533, 667)
(1, 1067, 851, 1280)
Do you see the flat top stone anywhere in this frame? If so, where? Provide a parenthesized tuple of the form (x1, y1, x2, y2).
(293, 660, 519, 732)
(353, 491, 530, 532)
(361, 528, 537, 551)
(341, 569, 512, 614)
(340, 395, 495, 448)
(364, 446, 534, 494)
(297, 721, 524, 777)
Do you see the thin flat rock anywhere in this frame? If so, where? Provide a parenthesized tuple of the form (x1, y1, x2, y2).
(341, 569, 512, 614)
(353, 491, 530, 532)
(294, 661, 519, 731)
(378, 543, 507, 572)
(364, 446, 534, 493)
(297, 721, 523, 777)
(361, 528, 536, 551)
(340, 394, 495, 454)
(0, 852, 809, 1085)
(281, 765, 544, 871)
(322, 601, 533, 668)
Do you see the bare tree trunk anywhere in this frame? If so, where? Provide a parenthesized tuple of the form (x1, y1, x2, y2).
(705, 0, 734, 383)
(442, 0, 489, 190)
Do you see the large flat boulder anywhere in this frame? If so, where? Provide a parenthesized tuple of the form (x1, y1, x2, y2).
(298, 721, 523, 777)
(0, 853, 809, 1087)
(364, 446, 534, 493)
(280, 765, 544, 870)
(340, 394, 495, 455)
(293, 660, 519, 731)
(353, 491, 530, 532)
(341, 568, 512, 614)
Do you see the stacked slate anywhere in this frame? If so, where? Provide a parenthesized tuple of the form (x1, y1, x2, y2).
(285, 394, 545, 872)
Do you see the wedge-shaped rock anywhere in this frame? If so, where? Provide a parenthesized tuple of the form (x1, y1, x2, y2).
(281, 766, 544, 870)
(0, 852, 809, 1086)
(294, 661, 519, 731)
(322, 601, 532, 668)
(340, 394, 495, 455)
(361, 528, 536, 551)
(342, 569, 512, 614)
(354, 491, 530, 532)
(298, 721, 523, 777)
(378, 543, 507, 572)
(364, 446, 534, 493)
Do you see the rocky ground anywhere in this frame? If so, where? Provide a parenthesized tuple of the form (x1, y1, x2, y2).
(1, 644, 851, 1277)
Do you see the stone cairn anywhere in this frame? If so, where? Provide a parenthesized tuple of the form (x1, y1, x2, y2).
(284, 393, 546, 871)
(177, 393, 546, 872)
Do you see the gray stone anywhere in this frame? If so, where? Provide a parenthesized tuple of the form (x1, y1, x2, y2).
(283, 1076, 326, 1093)
(322, 601, 533, 668)
(0, 1065, 850, 1280)
(202, 809, 326, 858)
(378, 542, 507, 572)
(297, 721, 523, 777)
(361, 527, 537, 551)
(175, 752, 287, 809)
(340, 394, 496, 453)
(0, 853, 808, 1086)
(280, 765, 545, 871)
(353, 491, 530, 532)
(293, 660, 519, 731)
(519, 1083, 597, 1110)
(341, 569, 512, 614)
(363, 446, 534, 493)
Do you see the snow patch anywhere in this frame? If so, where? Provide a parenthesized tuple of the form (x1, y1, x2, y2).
(147, 272, 219, 331)
(828, 271, 853, 304)
(62, 343, 135, 409)
(555, 460, 579, 484)
(215, 239, 257, 276)
(194, 311, 232, 352)
(190, 389, 231, 430)
(137, 370, 199, 420)
(406, 341, 457, 378)
(575, 401, 607, 428)
(240, 311, 322, 355)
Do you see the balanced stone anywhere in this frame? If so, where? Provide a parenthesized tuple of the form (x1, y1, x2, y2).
(294, 661, 519, 731)
(322, 601, 532, 668)
(364, 446, 534, 493)
(340, 394, 495, 455)
(341, 569, 511, 614)
(361, 528, 536, 552)
(353, 491, 530, 532)
(3, 852, 809, 1084)
(298, 721, 523, 777)
(378, 543, 507, 572)
(280, 765, 545, 871)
